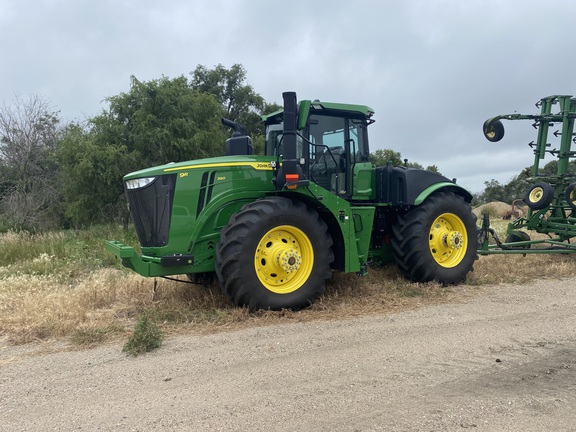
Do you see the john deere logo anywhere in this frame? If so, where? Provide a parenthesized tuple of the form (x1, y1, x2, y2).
(179, 172, 189, 178)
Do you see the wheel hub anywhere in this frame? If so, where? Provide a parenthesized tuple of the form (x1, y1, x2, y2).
(443, 231, 464, 250)
(278, 249, 302, 272)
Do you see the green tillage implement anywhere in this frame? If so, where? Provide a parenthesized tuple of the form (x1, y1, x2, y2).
(479, 95, 576, 255)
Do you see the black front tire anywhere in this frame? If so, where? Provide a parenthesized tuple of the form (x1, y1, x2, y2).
(215, 197, 334, 310)
(391, 191, 478, 285)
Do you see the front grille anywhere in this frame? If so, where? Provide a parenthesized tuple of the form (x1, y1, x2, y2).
(125, 174, 177, 247)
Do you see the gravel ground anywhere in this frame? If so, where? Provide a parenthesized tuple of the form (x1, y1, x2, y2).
(1, 277, 576, 431)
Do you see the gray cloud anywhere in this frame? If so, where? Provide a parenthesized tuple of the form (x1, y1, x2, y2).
(2, 0, 575, 192)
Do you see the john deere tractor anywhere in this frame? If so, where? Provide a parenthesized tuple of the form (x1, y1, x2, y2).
(106, 92, 478, 310)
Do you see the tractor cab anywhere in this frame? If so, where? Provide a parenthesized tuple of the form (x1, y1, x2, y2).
(262, 98, 375, 200)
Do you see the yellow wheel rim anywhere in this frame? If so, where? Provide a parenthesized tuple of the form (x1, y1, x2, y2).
(428, 213, 468, 268)
(569, 189, 576, 206)
(254, 225, 314, 294)
(529, 187, 544, 204)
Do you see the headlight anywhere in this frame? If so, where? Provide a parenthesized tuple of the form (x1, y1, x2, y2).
(125, 177, 157, 190)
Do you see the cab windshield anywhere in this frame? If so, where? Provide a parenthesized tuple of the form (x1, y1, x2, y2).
(264, 113, 370, 196)
(264, 122, 304, 158)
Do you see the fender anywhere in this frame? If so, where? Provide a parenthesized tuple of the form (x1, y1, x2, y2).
(375, 165, 472, 205)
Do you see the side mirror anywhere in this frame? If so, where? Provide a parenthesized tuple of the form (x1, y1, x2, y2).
(483, 118, 505, 142)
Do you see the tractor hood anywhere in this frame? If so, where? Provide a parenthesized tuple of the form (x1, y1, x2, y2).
(123, 155, 275, 181)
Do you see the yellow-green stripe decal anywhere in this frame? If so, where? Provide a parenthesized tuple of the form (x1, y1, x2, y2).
(164, 162, 273, 172)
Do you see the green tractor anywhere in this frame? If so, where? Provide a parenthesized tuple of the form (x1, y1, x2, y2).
(106, 92, 478, 310)
(479, 95, 576, 254)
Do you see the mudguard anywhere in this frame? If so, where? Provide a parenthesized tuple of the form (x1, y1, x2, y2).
(375, 165, 472, 205)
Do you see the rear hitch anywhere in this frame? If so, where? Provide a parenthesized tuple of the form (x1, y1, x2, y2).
(478, 213, 507, 253)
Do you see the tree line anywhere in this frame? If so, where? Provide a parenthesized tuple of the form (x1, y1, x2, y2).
(0, 64, 443, 232)
(0, 65, 270, 231)
(475, 159, 576, 205)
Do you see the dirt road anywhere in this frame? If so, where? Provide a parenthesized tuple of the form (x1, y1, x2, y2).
(2, 278, 576, 431)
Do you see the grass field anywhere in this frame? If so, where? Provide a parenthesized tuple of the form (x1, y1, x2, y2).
(1, 221, 575, 348)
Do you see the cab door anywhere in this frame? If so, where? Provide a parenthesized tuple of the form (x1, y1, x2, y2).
(306, 114, 373, 199)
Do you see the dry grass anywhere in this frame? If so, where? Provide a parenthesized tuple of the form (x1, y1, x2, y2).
(1, 222, 575, 350)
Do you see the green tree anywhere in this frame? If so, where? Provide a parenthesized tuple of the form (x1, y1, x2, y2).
(57, 76, 228, 226)
(101, 75, 227, 165)
(57, 123, 129, 226)
(479, 179, 506, 203)
(370, 149, 403, 166)
(191, 64, 265, 138)
(370, 148, 434, 172)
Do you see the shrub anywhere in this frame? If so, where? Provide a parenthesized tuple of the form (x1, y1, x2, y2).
(122, 313, 163, 356)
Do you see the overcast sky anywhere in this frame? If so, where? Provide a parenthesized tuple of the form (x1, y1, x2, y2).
(2, 0, 575, 193)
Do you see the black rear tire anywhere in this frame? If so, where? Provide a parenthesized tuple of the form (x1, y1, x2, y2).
(215, 197, 333, 310)
(391, 191, 478, 285)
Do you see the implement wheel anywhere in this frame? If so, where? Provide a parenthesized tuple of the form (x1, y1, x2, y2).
(524, 182, 554, 210)
(391, 191, 478, 285)
(216, 197, 333, 310)
(566, 183, 576, 211)
(483, 119, 505, 142)
(505, 231, 531, 249)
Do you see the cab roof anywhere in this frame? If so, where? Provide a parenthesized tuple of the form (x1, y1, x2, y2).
(261, 99, 375, 126)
